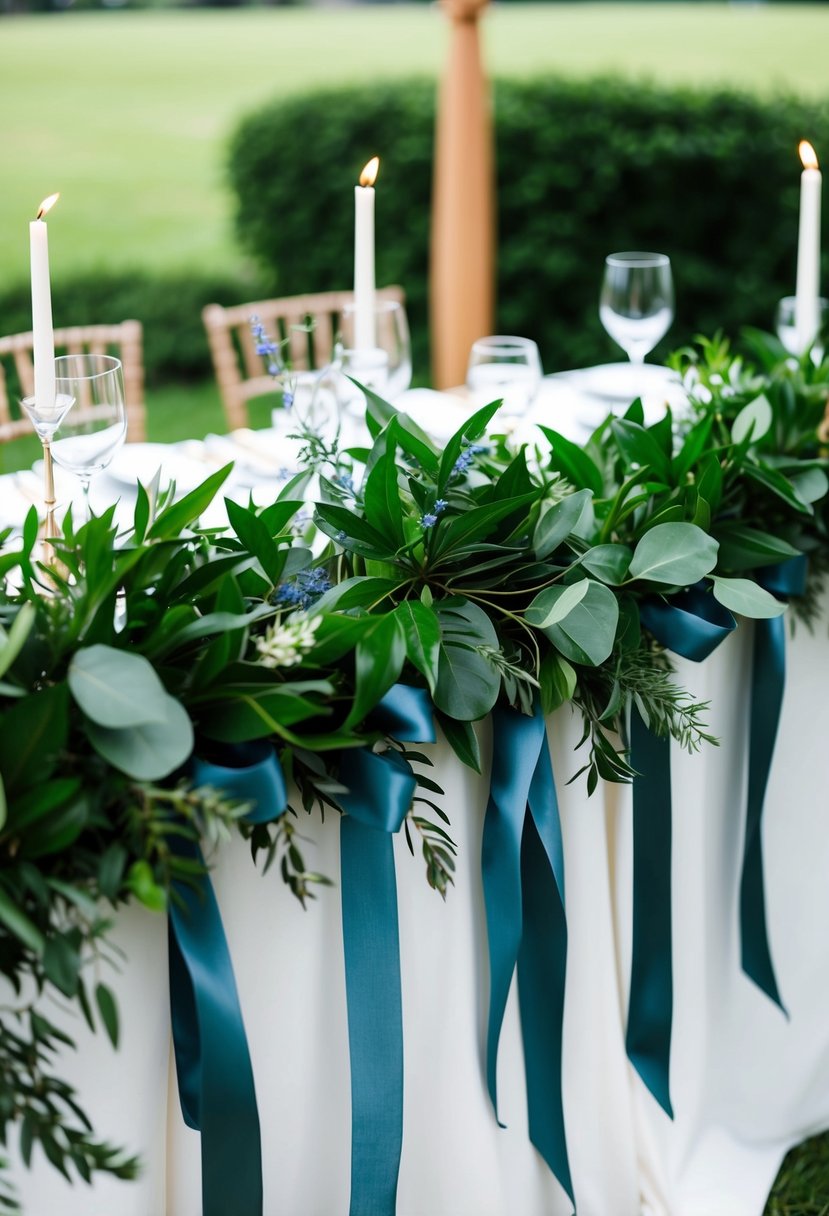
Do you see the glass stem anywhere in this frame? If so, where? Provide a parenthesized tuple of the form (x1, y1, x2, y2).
(79, 475, 92, 523)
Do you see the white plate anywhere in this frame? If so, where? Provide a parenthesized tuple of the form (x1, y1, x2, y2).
(107, 443, 215, 494)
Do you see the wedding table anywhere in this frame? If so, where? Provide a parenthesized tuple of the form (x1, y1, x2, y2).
(6, 366, 829, 1216)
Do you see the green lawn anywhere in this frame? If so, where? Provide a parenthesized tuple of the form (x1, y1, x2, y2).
(0, 5, 828, 286)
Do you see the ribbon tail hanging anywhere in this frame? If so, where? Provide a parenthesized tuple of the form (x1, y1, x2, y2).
(626, 709, 674, 1118)
(517, 728, 573, 1204)
(740, 613, 787, 1011)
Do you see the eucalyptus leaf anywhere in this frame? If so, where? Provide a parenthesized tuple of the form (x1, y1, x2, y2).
(711, 576, 786, 619)
(534, 489, 593, 558)
(526, 580, 590, 628)
(628, 522, 718, 586)
(434, 601, 501, 720)
(85, 697, 193, 780)
(68, 645, 170, 728)
(580, 543, 632, 584)
(531, 579, 619, 666)
(731, 394, 772, 445)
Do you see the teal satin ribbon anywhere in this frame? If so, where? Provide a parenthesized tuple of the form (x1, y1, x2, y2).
(337, 684, 435, 1216)
(741, 555, 807, 1010)
(632, 588, 736, 1116)
(169, 741, 287, 1216)
(482, 703, 572, 1203)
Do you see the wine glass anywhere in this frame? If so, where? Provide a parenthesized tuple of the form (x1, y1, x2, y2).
(599, 252, 674, 366)
(466, 335, 542, 417)
(775, 295, 829, 362)
(51, 354, 127, 519)
(339, 297, 412, 401)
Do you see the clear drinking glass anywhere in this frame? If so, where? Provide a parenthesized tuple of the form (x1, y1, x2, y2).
(339, 298, 412, 400)
(599, 252, 674, 364)
(51, 354, 127, 518)
(466, 335, 542, 417)
(775, 295, 829, 361)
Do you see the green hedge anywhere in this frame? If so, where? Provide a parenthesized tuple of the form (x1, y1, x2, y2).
(0, 269, 263, 387)
(228, 78, 829, 377)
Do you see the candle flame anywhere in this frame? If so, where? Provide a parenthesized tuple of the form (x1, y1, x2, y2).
(799, 141, 819, 171)
(36, 193, 60, 220)
(359, 157, 380, 188)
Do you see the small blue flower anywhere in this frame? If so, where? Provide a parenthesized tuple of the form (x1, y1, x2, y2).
(433, 498, 448, 514)
(336, 530, 347, 543)
(421, 513, 438, 529)
(267, 361, 281, 376)
(274, 566, 332, 610)
(283, 391, 294, 410)
(335, 472, 355, 494)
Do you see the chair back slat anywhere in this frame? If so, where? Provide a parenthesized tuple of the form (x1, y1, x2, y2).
(202, 286, 405, 430)
(0, 321, 147, 445)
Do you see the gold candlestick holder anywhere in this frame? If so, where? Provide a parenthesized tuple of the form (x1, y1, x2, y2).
(20, 390, 73, 571)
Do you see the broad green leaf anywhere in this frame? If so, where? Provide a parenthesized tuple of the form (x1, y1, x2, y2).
(394, 601, 441, 694)
(95, 982, 120, 1048)
(314, 576, 401, 613)
(69, 644, 170, 727)
(672, 414, 713, 481)
(714, 524, 801, 571)
(711, 576, 786, 619)
(695, 452, 724, 514)
(538, 426, 604, 495)
(533, 489, 593, 558)
(580, 543, 632, 584)
(198, 689, 330, 742)
(18, 794, 90, 860)
(0, 682, 69, 795)
(436, 714, 482, 773)
(731, 394, 772, 445)
(531, 579, 619, 667)
(225, 498, 287, 585)
(526, 580, 590, 628)
(611, 418, 671, 482)
(539, 651, 577, 715)
(126, 860, 167, 913)
(743, 463, 813, 515)
(431, 492, 538, 558)
(148, 463, 233, 539)
(314, 503, 396, 559)
(790, 466, 829, 505)
(86, 697, 193, 780)
(362, 422, 406, 547)
(0, 602, 35, 681)
(434, 601, 501, 720)
(43, 933, 81, 998)
(628, 522, 718, 586)
(0, 884, 44, 955)
(437, 400, 503, 494)
(345, 614, 407, 729)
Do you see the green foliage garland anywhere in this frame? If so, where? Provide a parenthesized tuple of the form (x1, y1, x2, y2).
(1, 332, 828, 1208)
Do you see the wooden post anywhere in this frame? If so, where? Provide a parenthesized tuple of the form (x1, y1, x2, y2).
(430, 0, 495, 390)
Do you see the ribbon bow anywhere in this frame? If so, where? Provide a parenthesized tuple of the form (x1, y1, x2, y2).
(482, 703, 572, 1205)
(168, 740, 287, 1216)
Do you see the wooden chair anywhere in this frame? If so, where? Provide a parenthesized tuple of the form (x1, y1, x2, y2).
(0, 320, 146, 444)
(202, 286, 405, 430)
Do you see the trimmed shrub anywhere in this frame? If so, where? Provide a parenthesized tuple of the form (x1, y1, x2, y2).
(228, 78, 829, 376)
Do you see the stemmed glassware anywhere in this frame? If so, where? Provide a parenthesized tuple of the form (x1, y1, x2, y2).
(599, 252, 674, 366)
(339, 297, 412, 405)
(50, 354, 127, 520)
(775, 295, 829, 362)
(465, 335, 542, 417)
(20, 382, 75, 553)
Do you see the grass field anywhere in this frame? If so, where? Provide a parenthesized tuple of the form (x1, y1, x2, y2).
(1, 5, 829, 285)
